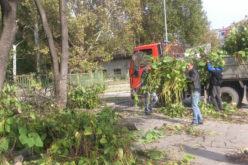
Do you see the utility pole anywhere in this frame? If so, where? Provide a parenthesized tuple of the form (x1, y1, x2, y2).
(163, 0, 168, 41)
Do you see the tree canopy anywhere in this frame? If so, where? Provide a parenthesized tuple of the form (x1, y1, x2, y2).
(6, 0, 210, 75)
(224, 20, 248, 62)
(140, 0, 209, 46)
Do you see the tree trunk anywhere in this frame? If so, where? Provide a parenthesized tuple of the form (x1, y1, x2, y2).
(0, 0, 18, 94)
(34, 0, 69, 107)
(58, 0, 69, 106)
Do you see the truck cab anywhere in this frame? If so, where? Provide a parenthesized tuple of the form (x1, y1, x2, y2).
(129, 41, 184, 98)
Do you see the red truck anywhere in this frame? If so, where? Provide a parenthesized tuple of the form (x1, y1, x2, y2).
(129, 41, 184, 98)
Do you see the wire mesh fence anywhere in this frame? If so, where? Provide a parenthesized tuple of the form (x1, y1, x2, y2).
(14, 72, 104, 90)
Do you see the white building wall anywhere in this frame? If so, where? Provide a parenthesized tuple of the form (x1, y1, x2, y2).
(101, 58, 131, 78)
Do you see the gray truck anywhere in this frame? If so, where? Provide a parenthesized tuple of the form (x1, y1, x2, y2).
(221, 56, 248, 105)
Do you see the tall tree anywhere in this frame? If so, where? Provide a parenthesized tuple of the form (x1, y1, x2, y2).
(67, 0, 142, 72)
(16, 0, 58, 75)
(140, 0, 208, 47)
(0, 0, 18, 94)
(34, 0, 69, 107)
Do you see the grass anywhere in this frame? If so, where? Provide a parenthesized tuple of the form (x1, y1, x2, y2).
(105, 85, 130, 93)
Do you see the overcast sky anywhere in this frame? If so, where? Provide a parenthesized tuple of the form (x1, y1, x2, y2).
(202, 0, 248, 29)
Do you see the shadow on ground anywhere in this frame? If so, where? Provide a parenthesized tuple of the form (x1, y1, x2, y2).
(104, 96, 133, 107)
(182, 144, 247, 164)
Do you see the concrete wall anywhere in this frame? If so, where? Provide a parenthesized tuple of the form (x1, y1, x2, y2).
(101, 58, 131, 78)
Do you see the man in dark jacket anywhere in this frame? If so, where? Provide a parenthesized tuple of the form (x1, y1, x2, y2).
(186, 63, 203, 125)
(207, 60, 224, 111)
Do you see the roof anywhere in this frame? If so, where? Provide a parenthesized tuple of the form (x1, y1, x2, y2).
(112, 54, 131, 60)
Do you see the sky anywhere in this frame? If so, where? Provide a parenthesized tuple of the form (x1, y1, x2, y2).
(202, 0, 248, 29)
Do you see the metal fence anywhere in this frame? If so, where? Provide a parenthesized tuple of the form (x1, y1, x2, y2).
(15, 72, 104, 89)
(68, 72, 104, 87)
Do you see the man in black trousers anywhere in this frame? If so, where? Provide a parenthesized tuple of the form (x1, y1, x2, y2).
(207, 60, 224, 111)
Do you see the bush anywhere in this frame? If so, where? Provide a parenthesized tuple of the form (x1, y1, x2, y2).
(67, 84, 105, 109)
(144, 56, 187, 107)
(225, 21, 248, 63)
(0, 106, 136, 164)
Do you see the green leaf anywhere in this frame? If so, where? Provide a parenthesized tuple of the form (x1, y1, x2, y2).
(147, 149, 164, 160)
(5, 124, 11, 133)
(100, 136, 107, 144)
(113, 161, 122, 165)
(78, 158, 90, 165)
(104, 146, 111, 154)
(163, 56, 173, 63)
(96, 128, 102, 135)
(18, 127, 27, 135)
(30, 112, 36, 120)
(6, 118, 14, 125)
(30, 132, 43, 147)
(183, 155, 195, 163)
(19, 134, 29, 145)
(136, 130, 144, 135)
(26, 138, 35, 148)
(0, 138, 9, 152)
(0, 121, 5, 134)
(118, 148, 123, 159)
(84, 127, 93, 135)
(209, 131, 216, 135)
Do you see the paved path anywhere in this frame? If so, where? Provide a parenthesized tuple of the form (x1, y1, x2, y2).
(104, 88, 248, 165)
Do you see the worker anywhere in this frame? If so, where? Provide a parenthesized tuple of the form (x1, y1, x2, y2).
(207, 60, 224, 111)
(186, 62, 203, 125)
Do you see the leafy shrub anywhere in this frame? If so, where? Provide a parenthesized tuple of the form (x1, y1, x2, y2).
(225, 21, 248, 63)
(162, 103, 187, 118)
(0, 84, 21, 113)
(67, 84, 105, 109)
(186, 47, 226, 84)
(0, 106, 136, 164)
(144, 56, 187, 107)
(142, 49, 227, 117)
(199, 102, 239, 120)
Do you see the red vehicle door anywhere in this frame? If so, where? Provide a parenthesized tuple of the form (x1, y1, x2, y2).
(129, 44, 159, 89)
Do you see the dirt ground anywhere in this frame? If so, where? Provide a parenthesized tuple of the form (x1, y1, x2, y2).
(103, 83, 248, 165)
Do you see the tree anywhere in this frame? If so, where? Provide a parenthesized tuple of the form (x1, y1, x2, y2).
(18, 0, 41, 73)
(0, 0, 18, 94)
(15, 0, 60, 75)
(34, 0, 69, 107)
(140, 0, 208, 47)
(224, 20, 248, 62)
(200, 28, 221, 50)
(67, 0, 143, 72)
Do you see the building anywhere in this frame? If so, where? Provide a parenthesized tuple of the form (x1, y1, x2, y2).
(101, 54, 131, 80)
(216, 18, 248, 46)
(216, 25, 234, 46)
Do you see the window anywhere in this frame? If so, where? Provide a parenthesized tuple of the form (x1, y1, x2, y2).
(139, 49, 152, 67)
(132, 49, 152, 78)
(132, 51, 139, 77)
(114, 69, 121, 75)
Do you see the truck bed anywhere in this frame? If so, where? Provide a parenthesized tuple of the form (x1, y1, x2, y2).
(222, 56, 248, 80)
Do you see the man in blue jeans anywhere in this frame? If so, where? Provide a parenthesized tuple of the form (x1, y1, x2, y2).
(141, 65, 158, 115)
(145, 90, 158, 115)
(186, 63, 203, 125)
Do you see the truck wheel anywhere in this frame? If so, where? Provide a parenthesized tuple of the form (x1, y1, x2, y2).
(221, 87, 239, 105)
